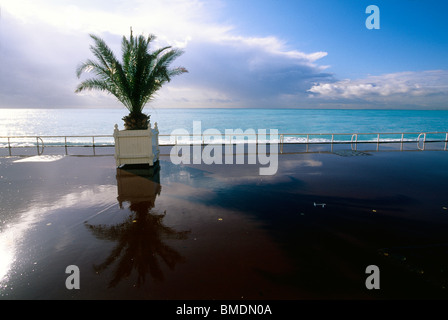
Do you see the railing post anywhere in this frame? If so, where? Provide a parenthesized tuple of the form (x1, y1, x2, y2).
(154, 122, 160, 154)
(7, 137, 11, 156)
(400, 133, 404, 151)
(376, 133, 380, 151)
(38, 137, 44, 155)
(417, 133, 426, 150)
(280, 134, 284, 154)
(445, 133, 448, 151)
(256, 132, 258, 154)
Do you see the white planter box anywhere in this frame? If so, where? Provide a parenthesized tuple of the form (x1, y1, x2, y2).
(113, 122, 160, 166)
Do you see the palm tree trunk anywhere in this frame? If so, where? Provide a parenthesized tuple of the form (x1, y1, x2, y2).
(123, 112, 150, 130)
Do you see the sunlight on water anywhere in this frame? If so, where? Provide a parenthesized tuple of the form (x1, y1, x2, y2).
(0, 108, 128, 137)
(1, 108, 448, 139)
(13, 155, 65, 163)
(0, 229, 15, 285)
(0, 184, 118, 292)
(0, 109, 38, 136)
(0, 211, 37, 287)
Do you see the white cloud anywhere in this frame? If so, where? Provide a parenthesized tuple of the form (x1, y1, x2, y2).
(308, 70, 448, 99)
(307, 70, 448, 108)
(0, 0, 230, 45)
(218, 35, 328, 68)
(2, 1, 448, 110)
(0, 0, 330, 108)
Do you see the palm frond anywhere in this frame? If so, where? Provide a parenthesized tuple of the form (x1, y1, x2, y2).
(75, 78, 113, 93)
(76, 28, 187, 124)
(76, 59, 108, 79)
(89, 34, 119, 72)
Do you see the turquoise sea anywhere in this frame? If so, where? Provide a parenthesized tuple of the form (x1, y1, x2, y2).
(1, 108, 448, 145)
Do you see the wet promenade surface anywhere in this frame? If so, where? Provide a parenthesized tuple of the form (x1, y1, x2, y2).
(1, 143, 448, 299)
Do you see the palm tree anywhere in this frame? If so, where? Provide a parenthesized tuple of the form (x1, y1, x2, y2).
(75, 28, 188, 130)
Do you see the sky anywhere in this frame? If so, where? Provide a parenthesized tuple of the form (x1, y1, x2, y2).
(1, 0, 448, 109)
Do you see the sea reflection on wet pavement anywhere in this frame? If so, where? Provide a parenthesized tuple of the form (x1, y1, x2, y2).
(1, 145, 448, 299)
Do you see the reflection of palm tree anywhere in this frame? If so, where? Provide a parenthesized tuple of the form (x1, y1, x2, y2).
(85, 165, 190, 288)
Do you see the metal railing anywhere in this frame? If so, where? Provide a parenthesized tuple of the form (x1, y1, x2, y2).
(1, 131, 447, 156)
(275, 132, 448, 152)
(0, 135, 114, 156)
(159, 131, 448, 151)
